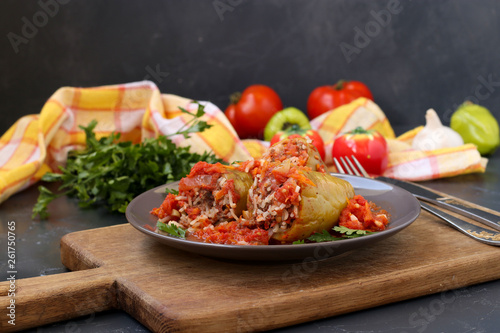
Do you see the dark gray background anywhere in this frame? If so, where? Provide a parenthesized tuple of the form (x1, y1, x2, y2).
(3, 1, 500, 332)
(1, 0, 500, 136)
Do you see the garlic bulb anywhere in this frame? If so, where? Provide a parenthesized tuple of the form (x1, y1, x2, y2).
(412, 109, 464, 151)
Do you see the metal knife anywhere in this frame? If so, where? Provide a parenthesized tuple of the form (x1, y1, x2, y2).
(376, 176, 500, 231)
(419, 202, 500, 246)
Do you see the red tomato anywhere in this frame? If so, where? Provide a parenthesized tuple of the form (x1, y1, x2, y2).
(270, 129, 326, 161)
(332, 127, 388, 175)
(307, 80, 373, 120)
(224, 85, 283, 139)
(225, 104, 245, 136)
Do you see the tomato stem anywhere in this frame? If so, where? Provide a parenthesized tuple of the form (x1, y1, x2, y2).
(335, 80, 347, 90)
(229, 92, 242, 105)
(350, 126, 371, 134)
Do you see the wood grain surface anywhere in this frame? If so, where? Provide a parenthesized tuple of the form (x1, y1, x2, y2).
(2, 202, 500, 332)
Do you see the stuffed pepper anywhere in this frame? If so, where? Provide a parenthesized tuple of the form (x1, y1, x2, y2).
(151, 161, 253, 232)
(244, 159, 355, 243)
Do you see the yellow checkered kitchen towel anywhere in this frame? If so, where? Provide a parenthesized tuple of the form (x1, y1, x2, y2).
(0, 82, 486, 204)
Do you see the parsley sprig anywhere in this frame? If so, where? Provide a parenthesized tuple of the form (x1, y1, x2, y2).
(293, 226, 377, 244)
(156, 221, 186, 238)
(32, 102, 222, 219)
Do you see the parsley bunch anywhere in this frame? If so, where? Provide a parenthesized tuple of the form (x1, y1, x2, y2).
(32, 103, 222, 219)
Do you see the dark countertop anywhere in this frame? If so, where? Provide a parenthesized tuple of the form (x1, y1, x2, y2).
(1, 151, 500, 333)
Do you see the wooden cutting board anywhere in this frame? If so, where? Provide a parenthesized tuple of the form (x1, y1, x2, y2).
(2, 202, 500, 332)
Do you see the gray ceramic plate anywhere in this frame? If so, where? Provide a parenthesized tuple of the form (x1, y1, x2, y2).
(126, 174, 420, 261)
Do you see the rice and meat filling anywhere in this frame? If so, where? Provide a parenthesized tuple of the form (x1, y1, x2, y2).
(244, 157, 355, 242)
(240, 136, 349, 242)
(152, 162, 253, 233)
(237, 136, 327, 230)
(245, 160, 309, 234)
(177, 175, 238, 230)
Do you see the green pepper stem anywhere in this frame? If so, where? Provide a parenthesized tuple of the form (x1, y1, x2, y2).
(284, 123, 306, 134)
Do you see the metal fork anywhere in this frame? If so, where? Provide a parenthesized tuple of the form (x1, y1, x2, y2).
(333, 155, 500, 246)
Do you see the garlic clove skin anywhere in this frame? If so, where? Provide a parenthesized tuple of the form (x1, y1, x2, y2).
(412, 109, 464, 151)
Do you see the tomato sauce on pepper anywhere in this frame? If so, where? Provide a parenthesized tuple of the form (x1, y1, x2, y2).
(150, 193, 179, 219)
(274, 180, 300, 206)
(193, 222, 269, 245)
(179, 161, 227, 192)
(271, 140, 308, 164)
(339, 195, 389, 231)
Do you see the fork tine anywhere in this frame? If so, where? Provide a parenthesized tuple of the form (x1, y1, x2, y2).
(333, 157, 345, 174)
(344, 156, 362, 177)
(339, 156, 355, 176)
(334, 156, 370, 178)
(351, 155, 370, 178)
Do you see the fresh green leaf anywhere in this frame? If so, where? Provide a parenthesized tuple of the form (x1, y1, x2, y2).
(332, 226, 376, 238)
(174, 103, 212, 139)
(31, 186, 67, 219)
(40, 173, 63, 182)
(165, 188, 179, 195)
(178, 106, 190, 115)
(307, 230, 344, 243)
(156, 221, 186, 238)
(303, 226, 378, 243)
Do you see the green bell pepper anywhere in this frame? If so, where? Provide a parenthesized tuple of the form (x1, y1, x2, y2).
(450, 101, 500, 155)
(263, 107, 311, 141)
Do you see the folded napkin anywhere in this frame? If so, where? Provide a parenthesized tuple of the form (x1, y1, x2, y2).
(0, 81, 486, 205)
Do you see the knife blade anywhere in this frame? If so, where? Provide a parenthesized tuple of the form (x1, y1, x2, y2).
(376, 176, 500, 231)
(419, 202, 500, 246)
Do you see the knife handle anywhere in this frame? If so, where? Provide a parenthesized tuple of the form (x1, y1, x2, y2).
(416, 195, 500, 231)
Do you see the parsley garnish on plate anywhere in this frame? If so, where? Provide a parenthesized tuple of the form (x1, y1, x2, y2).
(156, 221, 186, 239)
(165, 188, 179, 195)
(332, 226, 376, 238)
(293, 226, 377, 244)
(32, 102, 222, 219)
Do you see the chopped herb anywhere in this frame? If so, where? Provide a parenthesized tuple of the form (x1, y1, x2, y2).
(32, 186, 63, 220)
(333, 226, 376, 238)
(175, 103, 212, 138)
(32, 102, 222, 219)
(307, 230, 344, 243)
(293, 226, 378, 244)
(156, 221, 186, 238)
(165, 188, 179, 195)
